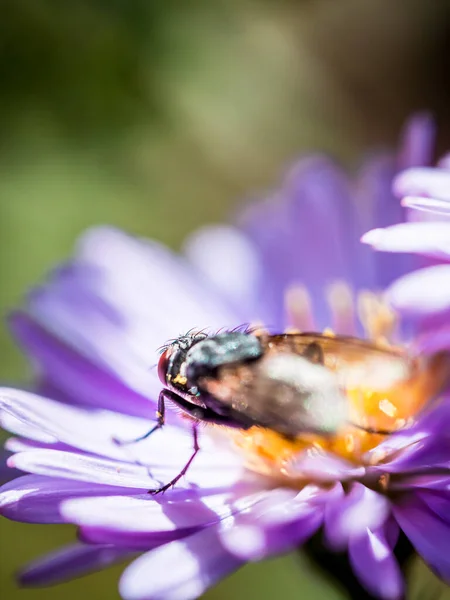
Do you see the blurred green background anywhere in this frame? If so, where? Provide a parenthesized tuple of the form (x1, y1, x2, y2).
(1, 1, 450, 598)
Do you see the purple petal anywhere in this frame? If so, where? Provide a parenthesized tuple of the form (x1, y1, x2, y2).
(394, 167, 450, 203)
(386, 265, 450, 317)
(79, 525, 201, 550)
(8, 449, 159, 488)
(0, 474, 139, 523)
(401, 195, 450, 217)
(362, 222, 450, 261)
(5, 436, 77, 454)
(241, 156, 360, 328)
(385, 517, 400, 549)
(324, 483, 390, 550)
(10, 313, 157, 417)
(61, 486, 267, 533)
(239, 194, 295, 328)
(398, 113, 436, 169)
(393, 495, 450, 581)
(0, 388, 240, 476)
(119, 526, 243, 600)
(285, 450, 365, 482)
(74, 226, 240, 335)
(348, 527, 404, 600)
(183, 225, 266, 323)
(366, 432, 450, 476)
(13, 227, 243, 413)
(356, 155, 411, 289)
(8, 446, 243, 491)
(414, 325, 450, 354)
(414, 490, 450, 524)
(366, 397, 450, 473)
(19, 543, 132, 587)
(284, 157, 358, 288)
(219, 487, 324, 560)
(220, 511, 322, 561)
(438, 154, 450, 169)
(389, 474, 450, 492)
(1, 409, 59, 444)
(0, 387, 153, 460)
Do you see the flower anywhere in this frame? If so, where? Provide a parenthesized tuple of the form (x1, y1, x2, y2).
(1, 115, 449, 600)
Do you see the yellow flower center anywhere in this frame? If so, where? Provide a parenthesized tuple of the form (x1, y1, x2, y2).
(228, 286, 450, 486)
(230, 349, 449, 484)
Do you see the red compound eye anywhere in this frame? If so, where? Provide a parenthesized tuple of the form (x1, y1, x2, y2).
(158, 349, 171, 385)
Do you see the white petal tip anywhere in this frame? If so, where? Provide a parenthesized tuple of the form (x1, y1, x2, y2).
(360, 229, 383, 246)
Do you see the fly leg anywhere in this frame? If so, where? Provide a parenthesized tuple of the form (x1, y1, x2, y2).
(112, 390, 169, 485)
(148, 423, 200, 495)
(146, 391, 247, 495)
(113, 390, 166, 446)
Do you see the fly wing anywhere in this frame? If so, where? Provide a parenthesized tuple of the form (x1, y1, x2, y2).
(265, 333, 413, 390)
(199, 352, 349, 437)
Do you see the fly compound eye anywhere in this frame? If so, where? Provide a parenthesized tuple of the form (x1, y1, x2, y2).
(158, 348, 171, 385)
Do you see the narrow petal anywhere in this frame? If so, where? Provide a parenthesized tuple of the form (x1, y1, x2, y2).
(398, 113, 436, 169)
(119, 526, 243, 600)
(389, 474, 450, 492)
(5, 437, 75, 454)
(219, 487, 324, 560)
(183, 225, 266, 323)
(386, 265, 450, 317)
(14, 227, 242, 415)
(0, 474, 137, 523)
(348, 527, 403, 600)
(393, 496, 450, 581)
(394, 167, 450, 203)
(366, 402, 450, 475)
(8, 450, 159, 489)
(79, 526, 200, 550)
(61, 486, 267, 533)
(324, 483, 390, 550)
(285, 450, 365, 482)
(362, 222, 450, 261)
(414, 325, 450, 354)
(438, 154, 450, 170)
(9, 313, 158, 417)
(241, 157, 360, 328)
(8, 448, 243, 491)
(0, 409, 57, 444)
(401, 195, 450, 216)
(0, 387, 153, 460)
(356, 155, 411, 289)
(74, 226, 240, 336)
(0, 388, 240, 474)
(19, 543, 132, 586)
(377, 436, 450, 474)
(415, 490, 450, 524)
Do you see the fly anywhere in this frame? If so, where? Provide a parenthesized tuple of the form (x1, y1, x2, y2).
(117, 329, 448, 493)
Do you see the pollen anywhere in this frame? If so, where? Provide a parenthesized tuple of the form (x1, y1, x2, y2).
(378, 398, 397, 417)
(172, 374, 188, 386)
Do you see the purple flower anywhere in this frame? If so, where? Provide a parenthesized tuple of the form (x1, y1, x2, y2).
(1, 115, 449, 600)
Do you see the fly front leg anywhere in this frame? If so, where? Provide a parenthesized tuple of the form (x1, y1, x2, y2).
(147, 389, 251, 494)
(148, 423, 200, 495)
(113, 389, 167, 446)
